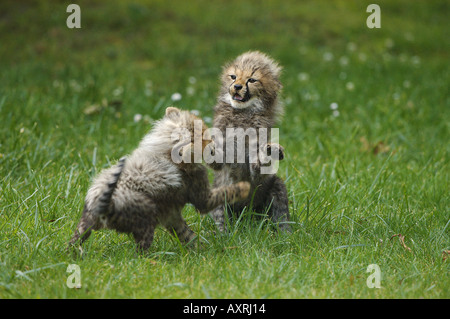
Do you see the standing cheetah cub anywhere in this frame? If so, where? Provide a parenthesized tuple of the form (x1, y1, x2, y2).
(69, 107, 250, 252)
(208, 51, 291, 232)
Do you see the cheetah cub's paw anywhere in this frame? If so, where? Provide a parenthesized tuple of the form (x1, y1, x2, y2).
(265, 142, 285, 161)
(237, 181, 251, 199)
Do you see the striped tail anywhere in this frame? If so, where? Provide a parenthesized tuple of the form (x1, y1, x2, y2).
(92, 156, 126, 217)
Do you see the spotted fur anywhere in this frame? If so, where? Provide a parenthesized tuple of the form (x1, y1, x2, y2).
(68, 107, 251, 252)
(209, 51, 291, 232)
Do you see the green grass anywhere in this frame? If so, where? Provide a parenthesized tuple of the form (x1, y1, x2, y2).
(0, 0, 448, 299)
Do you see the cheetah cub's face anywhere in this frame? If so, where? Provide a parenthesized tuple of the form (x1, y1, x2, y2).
(221, 51, 282, 110)
(165, 107, 212, 163)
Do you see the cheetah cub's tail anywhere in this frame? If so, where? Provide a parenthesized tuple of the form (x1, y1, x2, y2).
(90, 156, 126, 217)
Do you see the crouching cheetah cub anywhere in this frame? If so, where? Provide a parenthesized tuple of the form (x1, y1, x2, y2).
(68, 107, 250, 252)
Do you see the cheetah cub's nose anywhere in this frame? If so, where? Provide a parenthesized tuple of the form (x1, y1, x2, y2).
(234, 84, 243, 91)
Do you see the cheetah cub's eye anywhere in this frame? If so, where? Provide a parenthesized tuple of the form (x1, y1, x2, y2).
(248, 78, 257, 83)
(230, 75, 236, 80)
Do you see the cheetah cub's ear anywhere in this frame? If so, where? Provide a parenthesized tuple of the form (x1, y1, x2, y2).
(165, 106, 181, 120)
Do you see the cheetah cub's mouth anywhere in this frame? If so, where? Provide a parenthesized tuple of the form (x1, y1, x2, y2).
(233, 93, 243, 101)
(229, 90, 254, 110)
(229, 89, 255, 110)
(232, 92, 249, 102)
(231, 85, 252, 104)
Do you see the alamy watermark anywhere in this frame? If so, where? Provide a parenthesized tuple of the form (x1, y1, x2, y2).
(66, 4, 81, 29)
(170, 120, 281, 175)
(66, 264, 81, 289)
(65, 263, 381, 290)
(366, 264, 382, 289)
(67, 4, 381, 30)
(366, 4, 381, 29)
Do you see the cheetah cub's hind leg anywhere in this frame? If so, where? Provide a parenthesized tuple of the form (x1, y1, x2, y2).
(163, 213, 199, 247)
(198, 182, 251, 233)
(203, 182, 251, 214)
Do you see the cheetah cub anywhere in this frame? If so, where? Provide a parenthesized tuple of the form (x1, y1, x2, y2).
(209, 51, 291, 232)
(69, 107, 250, 252)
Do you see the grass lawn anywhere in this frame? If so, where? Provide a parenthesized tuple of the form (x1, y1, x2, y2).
(0, 0, 448, 299)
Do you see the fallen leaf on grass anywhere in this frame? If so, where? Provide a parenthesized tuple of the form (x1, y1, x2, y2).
(83, 104, 103, 115)
(359, 136, 391, 155)
(443, 250, 450, 261)
(327, 230, 347, 235)
(390, 234, 412, 253)
(373, 141, 390, 155)
(83, 99, 123, 115)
